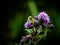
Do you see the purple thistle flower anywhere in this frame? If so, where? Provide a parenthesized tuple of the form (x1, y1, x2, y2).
(38, 12, 50, 26)
(25, 35, 32, 41)
(24, 21, 33, 28)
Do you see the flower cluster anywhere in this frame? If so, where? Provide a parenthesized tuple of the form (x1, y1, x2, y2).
(20, 12, 55, 45)
(24, 12, 54, 28)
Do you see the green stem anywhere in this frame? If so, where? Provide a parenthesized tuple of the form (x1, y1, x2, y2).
(28, 0, 38, 17)
(43, 28, 49, 39)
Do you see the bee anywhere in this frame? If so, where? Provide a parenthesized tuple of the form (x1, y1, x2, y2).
(27, 16, 34, 24)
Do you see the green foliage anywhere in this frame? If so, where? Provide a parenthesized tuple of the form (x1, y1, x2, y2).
(9, 13, 26, 39)
(24, 29, 33, 34)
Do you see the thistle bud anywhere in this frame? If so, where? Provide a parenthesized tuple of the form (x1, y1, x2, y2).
(25, 35, 32, 41)
(48, 24, 55, 30)
(20, 39, 25, 44)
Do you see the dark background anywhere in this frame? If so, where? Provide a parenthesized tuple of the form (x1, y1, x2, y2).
(0, 0, 60, 45)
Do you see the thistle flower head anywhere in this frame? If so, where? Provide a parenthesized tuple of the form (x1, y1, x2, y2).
(38, 12, 50, 26)
(24, 21, 33, 28)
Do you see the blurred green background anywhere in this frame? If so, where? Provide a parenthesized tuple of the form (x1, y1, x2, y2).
(0, 0, 60, 45)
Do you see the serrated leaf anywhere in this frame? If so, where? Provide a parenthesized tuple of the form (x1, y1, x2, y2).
(24, 29, 33, 34)
(36, 35, 43, 40)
